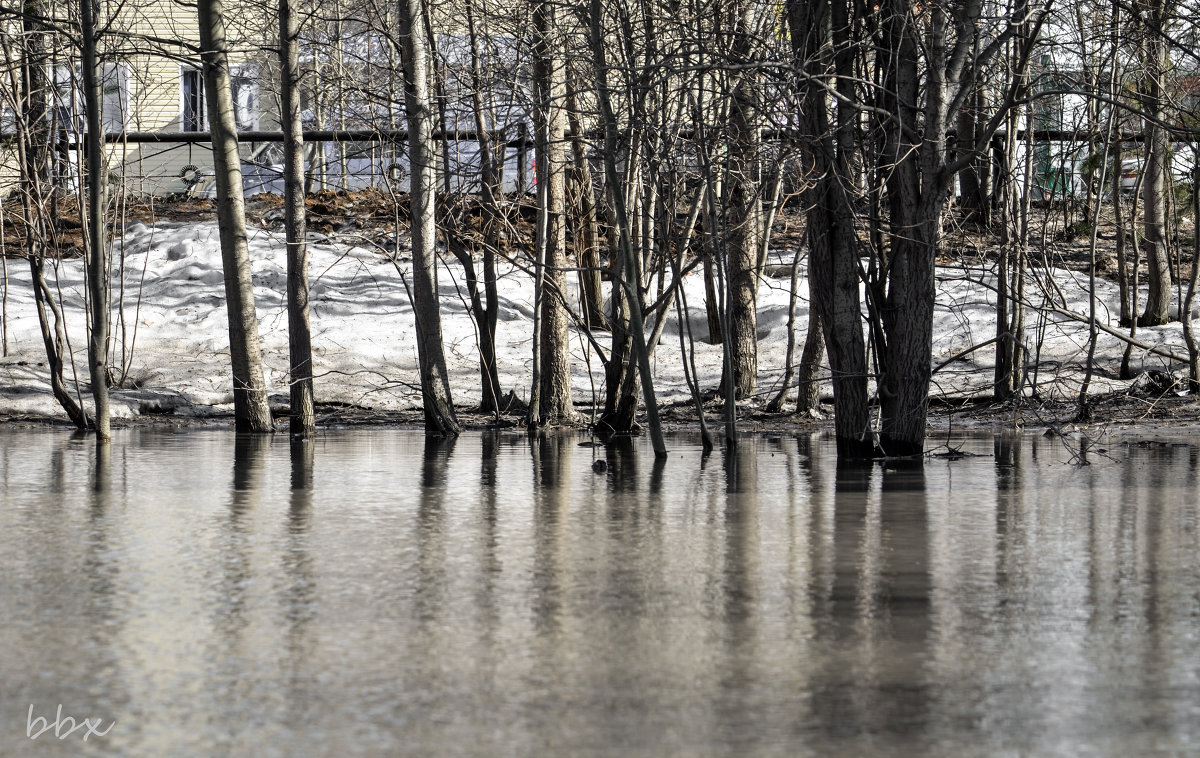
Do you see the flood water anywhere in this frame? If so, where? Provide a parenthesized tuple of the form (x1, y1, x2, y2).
(2, 428, 1199, 757)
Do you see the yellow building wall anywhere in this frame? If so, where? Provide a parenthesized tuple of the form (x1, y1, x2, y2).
(111, 0, 276, 196)
(0, 0, 276, 197)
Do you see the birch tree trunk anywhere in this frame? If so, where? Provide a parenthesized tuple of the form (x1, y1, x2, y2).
(398, 0, 460, 435)
(197, 0, 274, 432)
(994, 32, 1033, 401)
(280, 0, 315, 435)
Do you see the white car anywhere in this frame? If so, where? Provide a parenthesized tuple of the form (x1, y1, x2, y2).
(1118, 145, 1196, 194)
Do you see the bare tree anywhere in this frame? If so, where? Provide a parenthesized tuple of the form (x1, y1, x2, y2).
(280, 0, 315, 435)
(6, 0, 90, 429)
(528, 0, 574, 426)
(197, 0, 274, 432)
(451, 0, 504, 414)
(79, 0, 111, 439)
(1137, 0, 1174, 326)
(722, 0, 763, 400)
(993, 14, 1036, 402)
(398, 0, 460, 434)
(788, 0, 1048, 458)
(786, 0, 873, 458)
(872, 0, 1046, 455)
(586, 0, 665, 456)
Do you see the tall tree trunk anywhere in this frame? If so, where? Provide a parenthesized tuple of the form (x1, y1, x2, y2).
(80, 0, 110, 439)
(457, 0, 501, 414)
(788, 0, 873, 458)
(280, 0, 315, 436)
(566, 81, 607, 332)
(875, 0, 944, 456)
(197, 0, 274, 432)
(1186, 158, 1200, 390)
(995, 94, 1032, 399)
(724, 1, 761, 398)
(956, 83, 988, 228)
(16, 0, 89, 429)
(876, 0, 1041, 455)
(796, 310, 825, 415)
(588, 0, 665, 456)
(78, 0, 109, 438)
(397, 0, 460, 435)
(1139, 1, 1171, 326)
(529, 0, 573, 426)
(1113, 139, 1132, 326)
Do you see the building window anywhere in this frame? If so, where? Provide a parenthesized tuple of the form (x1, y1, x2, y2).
(101, 63, 129, 134)
(181, 68, 205, 132)
(50, 63, 129, 134)
(182, 65, 258, 132)
(53, 65, 80, 132)
(230, 65, 259, 131)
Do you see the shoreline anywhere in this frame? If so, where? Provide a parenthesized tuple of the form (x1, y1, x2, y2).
(5, 389, 1199, 447)
(1, 207, 1196, 446)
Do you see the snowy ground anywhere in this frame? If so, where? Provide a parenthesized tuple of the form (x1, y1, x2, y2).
(0, 218, 1186, 423)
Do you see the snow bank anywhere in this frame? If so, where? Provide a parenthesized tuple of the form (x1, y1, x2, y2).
(0, 220, 1184, 422)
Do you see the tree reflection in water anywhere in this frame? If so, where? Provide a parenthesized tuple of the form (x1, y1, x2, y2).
(0, 429, 1198, 756)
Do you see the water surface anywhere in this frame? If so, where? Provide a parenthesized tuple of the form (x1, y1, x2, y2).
(1, 428, 1198, 757)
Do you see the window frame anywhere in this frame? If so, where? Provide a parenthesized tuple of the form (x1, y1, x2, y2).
(180, 66, 206, 132)
(180, 64, 259, 132)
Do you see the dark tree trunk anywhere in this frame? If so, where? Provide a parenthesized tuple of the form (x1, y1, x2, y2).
(566, 83, 607, 332)
(80, 0, 110, 439)
(280, 0, 315, 436)
(530, 0, 574, 426)
(796, 309, 825, 415)
(724, 0, 762, 399)
(31, 259, 90, 428)
(587, 0, 665, 455)
(956, 87, 990, 228)
(17, 1, 89, 429)
(787, 0, 874, 458)
(875, 0, 939, 457)
(703, 255, 722, 344)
